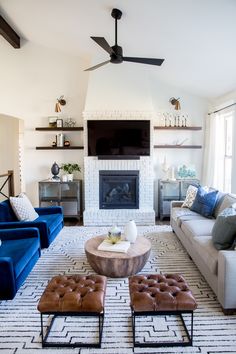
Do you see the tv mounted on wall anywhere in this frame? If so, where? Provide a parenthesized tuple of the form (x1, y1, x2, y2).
(87, 120, 150, 158)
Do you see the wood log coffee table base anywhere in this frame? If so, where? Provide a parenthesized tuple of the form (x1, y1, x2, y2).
(85, 236, 151, 278)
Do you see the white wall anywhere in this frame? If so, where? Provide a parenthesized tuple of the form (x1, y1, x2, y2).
(0, 114, 22, 199)
(85, 64, 153, 111)
(0, 38, 89, 205)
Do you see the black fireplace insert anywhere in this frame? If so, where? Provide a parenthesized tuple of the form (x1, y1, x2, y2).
(99, 170, 139, 209)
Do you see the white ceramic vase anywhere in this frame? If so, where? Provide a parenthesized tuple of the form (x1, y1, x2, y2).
(67, 174, 73, 182)
(61, 174, 68, 182)
(124, 220, 137, 243)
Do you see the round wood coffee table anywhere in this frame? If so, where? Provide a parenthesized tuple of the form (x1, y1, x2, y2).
(85, 235, 151, 278)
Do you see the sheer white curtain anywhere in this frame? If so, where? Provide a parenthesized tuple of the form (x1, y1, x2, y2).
(202, 112, 226, 190)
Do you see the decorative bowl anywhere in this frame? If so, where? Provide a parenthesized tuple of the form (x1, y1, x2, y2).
(107, 226, 122, 244)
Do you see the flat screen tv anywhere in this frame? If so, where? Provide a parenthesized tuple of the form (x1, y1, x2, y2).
(87, 120, 150, 157)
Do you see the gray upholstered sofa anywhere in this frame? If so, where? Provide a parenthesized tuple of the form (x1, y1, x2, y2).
(170, 193, 236, 314)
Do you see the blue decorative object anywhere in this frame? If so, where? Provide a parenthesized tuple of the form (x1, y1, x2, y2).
(0, 199, 64, 248)
(190, 187, 218, 218)
(178, 165, 196, 179)
(0, 228, 41, 299)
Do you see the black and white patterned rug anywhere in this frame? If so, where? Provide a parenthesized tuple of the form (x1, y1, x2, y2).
(1, 225, 236, 354)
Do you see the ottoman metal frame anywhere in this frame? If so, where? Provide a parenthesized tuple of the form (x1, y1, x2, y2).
(131, 308, 194, 347)
(40, 310, 104, 348)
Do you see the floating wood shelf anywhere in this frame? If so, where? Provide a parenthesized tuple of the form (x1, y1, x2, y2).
(154, 126, 202, 130)
(35, 127, 83, 131)
(154, 145, 202, 149)
(36, 146, 84, 150)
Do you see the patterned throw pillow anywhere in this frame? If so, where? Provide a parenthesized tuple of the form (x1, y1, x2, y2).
(10, 193, 39, 221)
(182, 185, 198, 208)
(190, 187, 218, 218)
(212, 207, 236, 250)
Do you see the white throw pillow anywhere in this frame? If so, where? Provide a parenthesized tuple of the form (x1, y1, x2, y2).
(10, 193, 39, 221)
(181, 185, 198, 208)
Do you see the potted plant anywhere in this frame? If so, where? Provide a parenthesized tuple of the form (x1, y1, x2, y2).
(61, 163, 81, 182)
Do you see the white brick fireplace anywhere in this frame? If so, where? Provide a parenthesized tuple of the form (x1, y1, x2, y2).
(83, 111, 155, 226)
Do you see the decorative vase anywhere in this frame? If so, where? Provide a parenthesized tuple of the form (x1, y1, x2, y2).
(51, 162, 60, 180)
(124, 220, 137, 243)
(67, 174, 73, 182)
(107, 225, 121, 244)
(61, 174, 68, 182)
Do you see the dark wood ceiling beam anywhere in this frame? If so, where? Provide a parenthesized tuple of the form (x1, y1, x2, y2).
(0, 15, 20, 48)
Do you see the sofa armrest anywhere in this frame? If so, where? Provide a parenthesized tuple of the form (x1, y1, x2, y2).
(35, 206, 63, 215)
(170, 200, 184, 208)
(0, 221, 47, 247)
(0, 228, 40, 241)
(0, 257, 16, 299)
(218, 250, 236, 310)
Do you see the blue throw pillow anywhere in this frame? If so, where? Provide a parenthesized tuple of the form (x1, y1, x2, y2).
(190, 187, 218, 218)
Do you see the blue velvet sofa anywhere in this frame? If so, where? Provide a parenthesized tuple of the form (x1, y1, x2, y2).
(0, 200, 64, 248)
(0, 228, 41, 300)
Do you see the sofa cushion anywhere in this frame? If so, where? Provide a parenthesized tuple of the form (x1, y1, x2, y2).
(190, 187, 218, 218)
(181, 219, 215, 239)
(212, 207, 236, 250)
(172, 207, 206, 227)
(177, 214, 207, 226)
(182, 185, 198, 208)
(0, 238, 40, 278)
(193, 236, 219, 275)
(214, 194, 236, 218)
(213, 192, 227, 218)
(10, 194, 39, 221)
(0, 200, 17, 222)
(36, 213, 62, 235)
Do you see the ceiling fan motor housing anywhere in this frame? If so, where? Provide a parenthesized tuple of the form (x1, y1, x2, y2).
(111, 8, 122, 20)
(110, 45, 123, 63)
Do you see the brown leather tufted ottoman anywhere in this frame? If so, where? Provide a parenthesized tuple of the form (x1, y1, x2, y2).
(129, 273, 197, 347)
(38, 274, 107, 348)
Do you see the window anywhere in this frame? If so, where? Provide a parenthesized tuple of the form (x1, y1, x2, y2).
(203, 106, 234, 192)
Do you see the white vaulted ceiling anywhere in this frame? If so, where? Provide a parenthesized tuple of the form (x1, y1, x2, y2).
(0, 0, 236, 98)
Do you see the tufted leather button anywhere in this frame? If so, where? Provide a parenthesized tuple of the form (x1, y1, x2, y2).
(129, 273, 197, 312)
(38, 275, 107, 313)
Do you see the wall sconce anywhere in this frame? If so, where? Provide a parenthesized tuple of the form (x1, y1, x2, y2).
(169, 97, 181, 110)
(55, 95, 66, 113)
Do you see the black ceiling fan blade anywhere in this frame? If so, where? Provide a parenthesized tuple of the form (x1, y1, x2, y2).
(91, 36, 115, 55)
(84, 60, 110, 72)
(123, 57, 165, 66)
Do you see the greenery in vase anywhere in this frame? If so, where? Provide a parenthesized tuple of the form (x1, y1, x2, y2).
(61, 163, 81, 174)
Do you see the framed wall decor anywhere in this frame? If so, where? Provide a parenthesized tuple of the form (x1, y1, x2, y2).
(48, 116, 57, 127)
(56, 118, 63, 128)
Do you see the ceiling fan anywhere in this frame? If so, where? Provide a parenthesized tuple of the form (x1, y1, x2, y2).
(84, 8, 165, 71)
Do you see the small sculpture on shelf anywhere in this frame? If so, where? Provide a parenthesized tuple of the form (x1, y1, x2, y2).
(64, 140, 70, 147)
(64, 118, 76, 127)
